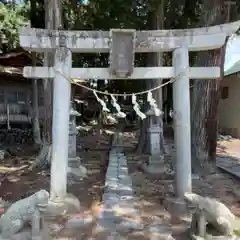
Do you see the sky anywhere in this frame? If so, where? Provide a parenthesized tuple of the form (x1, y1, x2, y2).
(224, 35, 240, 70)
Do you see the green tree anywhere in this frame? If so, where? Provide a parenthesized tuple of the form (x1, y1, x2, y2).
(0, 2, 29, 52)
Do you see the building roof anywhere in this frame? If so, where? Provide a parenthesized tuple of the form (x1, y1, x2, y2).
(0, 49, 87, 83)
(0, 50, 31, 60)
(0, 49, 35, 77)
(224, 60, 240, 76)
(0, 65, 22, 76)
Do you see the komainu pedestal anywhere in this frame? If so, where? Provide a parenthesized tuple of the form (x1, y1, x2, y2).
(184, 192, 240, 240)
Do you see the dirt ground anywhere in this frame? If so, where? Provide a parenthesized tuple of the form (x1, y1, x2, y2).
(217, 137, 240, 157)
(0, 129, 240, 239)
(121, 132, 240, 239)
(0, 129, 111, 227)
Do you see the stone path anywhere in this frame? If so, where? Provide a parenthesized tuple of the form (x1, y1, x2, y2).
(217, 156, 240, 178)
(98, 133, 143, 234)
(217, 139, 240, 179)
(97, 133, 175, 239)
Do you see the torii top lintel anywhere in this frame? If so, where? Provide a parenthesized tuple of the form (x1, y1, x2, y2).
(19, 21, 240, 53)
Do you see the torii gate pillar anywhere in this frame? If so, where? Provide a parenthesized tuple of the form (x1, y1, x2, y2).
(50, 47, 72, 201)
(172, 45, 192, 198)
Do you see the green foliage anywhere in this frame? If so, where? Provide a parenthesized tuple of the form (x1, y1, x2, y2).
(0, 2, 30, 52)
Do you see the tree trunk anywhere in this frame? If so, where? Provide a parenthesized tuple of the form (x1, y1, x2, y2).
(32, 65, 42, 145)
(30, 0, 41, 145)
(137, 2, 165, 156)
(43, 0, 54, 144)
(35, 0, 63, 169)
(53, 0, 63, 28)
(191, 0, 230, 174)
(42, 0, 63, 144)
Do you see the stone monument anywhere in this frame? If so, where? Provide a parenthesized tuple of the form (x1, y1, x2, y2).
(68, 103, 87, 182)
(68, 103, 81, 160)
(142, 108, 170, 175)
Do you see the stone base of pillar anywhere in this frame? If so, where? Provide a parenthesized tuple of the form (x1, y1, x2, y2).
(47, 193, 81, 217)
(163, 197, 189, 217)
(142, 155, 174, 177)
(68, 156, 82, 168)
(67, 157, 87, 184)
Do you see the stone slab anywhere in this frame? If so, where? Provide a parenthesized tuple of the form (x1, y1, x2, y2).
(65, 215, 93, 228)
(98, 142, 141, 232)
(163, 197, 188, 216)
(190, 234, 240, 240)
(148, 224, 173, 240)
(217, 156, 240, 179)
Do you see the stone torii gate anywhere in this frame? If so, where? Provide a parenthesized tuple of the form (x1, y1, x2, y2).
(19, 21, 240, 203)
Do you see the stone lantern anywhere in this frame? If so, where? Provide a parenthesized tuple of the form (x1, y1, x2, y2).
(142, 107, 165, 175)
(146, 107, 164, 162)
(68, 102, 81, 159)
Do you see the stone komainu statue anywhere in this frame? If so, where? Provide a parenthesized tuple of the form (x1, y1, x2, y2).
(184, 192, 240, 238)
(0, 190, 49, 239)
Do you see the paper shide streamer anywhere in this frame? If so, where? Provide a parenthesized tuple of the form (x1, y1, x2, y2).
(90, 79, 98, 88)
(93, 91, 110, 112)
(147, 92, 162, 116)
(74, 99, 84, 104)
(90, 89, 163, 120)
(110, 94, 126, 118)
(132, 94, 146, 119)
(90, 79, 162, 120)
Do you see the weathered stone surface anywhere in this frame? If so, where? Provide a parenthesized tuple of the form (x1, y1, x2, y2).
(31, 209, 42, 240)
(67, 165, 87, 180)
(189, 234, 239, 240)
(116, 219, 144, 231)
(65, 215, 93, 228)
(46, 194, 80, 217)
(9, 230, 32, 240)
(184, 193, 240, 237)
(217, 156, 240, 179)
(67, 156, 87, 185)
(0, 150, 5, 160)
(68, 156, 82, 168)
(47, 223, 64, 235)
(142, 162, 174, 176)
(0, 190, 49, 238)
(163, 197, 188, 217)
(99, 135, 142, 233)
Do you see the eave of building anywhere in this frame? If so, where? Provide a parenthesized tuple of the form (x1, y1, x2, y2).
(0, 65, 23, 76)
(224, 59, 240, 77)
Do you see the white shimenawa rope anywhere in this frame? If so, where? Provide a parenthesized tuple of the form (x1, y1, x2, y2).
(54, 67, 187, 97)
(53, 66, 187, 118)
